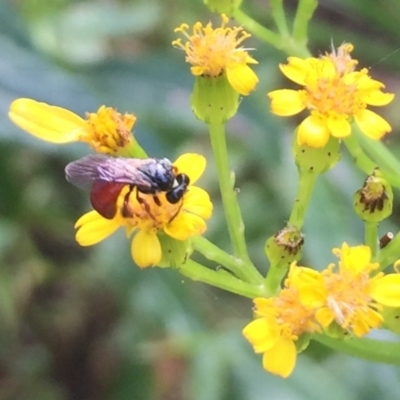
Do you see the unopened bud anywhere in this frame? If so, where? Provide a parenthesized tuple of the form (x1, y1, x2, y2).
(354, 169, 393, 222)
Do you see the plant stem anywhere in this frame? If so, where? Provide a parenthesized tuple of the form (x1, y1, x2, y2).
(208, 122, 262, 284)
(315, 334, 400, 365)
(288, 170, 318, 229)
(365, 221, 379, 260)
(178, 259, 264, 299)
(292, 0, 318, 43)
(192, 236, 264, 284)
(270, 0, 289, 37)
(233, 8, 310, 57)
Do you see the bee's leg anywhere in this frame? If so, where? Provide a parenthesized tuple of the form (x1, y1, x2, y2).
(153, 195, 161, 206)
(122, 185, 135, 218)
(136, 190, 152, 215)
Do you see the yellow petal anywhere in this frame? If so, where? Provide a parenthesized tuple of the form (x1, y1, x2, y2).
(131, 230, 162, 268)
(326, 116, 352, 138)
(165, 212, 207, 240)
(226, 64, 258, 96)
(315, 307, 335, 327)
(242, 318, 280, 353)
(75, 211, 120, 246)
(268, 89, 306, 116)
(297, 115, 330, 147)
(362, 90, 394, 106)
(355, 109, 392, 140)
(182, 186, 213, 220)
(371, 274, 400, 307)
(279, 57, 310, 85)
(174, 153, 206, 184)
(9, 98, 85, 143)
(262, 337, 297, 378)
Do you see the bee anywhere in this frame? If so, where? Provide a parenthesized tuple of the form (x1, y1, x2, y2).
(65, 154, 190, 219)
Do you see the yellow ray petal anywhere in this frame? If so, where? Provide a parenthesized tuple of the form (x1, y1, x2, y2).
(182, 186, 213, 220)
(242, 318, 279, 353)
(327, 116, 352, 138)
(371, 274, 400, 307)
(174, 153, 206, 184)
(9, 98, 85, 143)
(268, 89, 306, 116)
(164, 212, 207, 240)
(355, 109, 392, 140)
(262, 337, 297, 378)
(131, 230, 162, 268)
(226, 64, 259, 96)
(297, 115, 330, 147)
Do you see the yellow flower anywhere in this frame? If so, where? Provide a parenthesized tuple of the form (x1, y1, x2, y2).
(289, 243, 400, 337)
(268, 43, 394, 147)
(172, 14, 258, 95)
(8, 98, 136, 154)
(242, 285, 319, 378)
(74, 153, 213, 268)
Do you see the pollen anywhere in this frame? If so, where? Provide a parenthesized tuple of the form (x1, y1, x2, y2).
(83, 106, 136, 154)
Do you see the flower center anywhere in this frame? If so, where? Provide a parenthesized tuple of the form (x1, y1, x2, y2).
(304, 74, 363, 117)
(323, 270, 378, 329)
(81, 106, 136, 154)
(172, 15, 252, 77)
(118, 187, 183, 233)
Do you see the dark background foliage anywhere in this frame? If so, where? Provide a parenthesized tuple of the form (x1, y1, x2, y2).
(1, 0, 400, 399)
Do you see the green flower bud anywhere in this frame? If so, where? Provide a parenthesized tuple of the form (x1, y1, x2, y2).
(203, 0, 243, 15)
(265, 225, 304, 268)
(354, 168, 393, 222)
(158, 234, 193, 268)
(191, 75, 240, 124)
(293, 135, 341, 174)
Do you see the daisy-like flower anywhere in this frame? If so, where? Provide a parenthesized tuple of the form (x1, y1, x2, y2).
(290, 243, 400, 337)
(8, 98, 136, 154)
(74, 153, 213, 268)
(172, 14, 258, 96)
(268, 43, 394, 147)
(242, 278, 320, 378)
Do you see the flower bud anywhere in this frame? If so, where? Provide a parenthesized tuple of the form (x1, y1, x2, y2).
(265, 225, 304, 268)
(354, 168, 393, 222)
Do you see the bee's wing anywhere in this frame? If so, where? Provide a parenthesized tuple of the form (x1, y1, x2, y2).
(65, 154, 153, 189)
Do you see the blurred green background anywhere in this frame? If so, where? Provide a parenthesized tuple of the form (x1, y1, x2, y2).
(1, 0, 400, 399)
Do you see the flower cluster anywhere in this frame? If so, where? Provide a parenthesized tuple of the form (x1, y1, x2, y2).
(243, 243, 400, 377)
(268, 43, 394, 147)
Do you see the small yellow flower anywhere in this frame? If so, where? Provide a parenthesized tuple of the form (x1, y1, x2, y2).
(268, 43, 394, 147)
(75, 153, 213, 268)
(242, 284, 319, 378)
(290, 243, 400, 337)
(8, 98, 136, 154)
(172, 14, 258, 95)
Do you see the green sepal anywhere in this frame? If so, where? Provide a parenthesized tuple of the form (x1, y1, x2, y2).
(117, 137, 148, 159)
(353, 168, 393, 223)
(295, 333, 311, 353)
(381, 306, 400, 335)
(323, 321, 348, 340)
(203, 0, 243, 15)
(191, 75, 240, 124)
(293, 134, 341, 174)
(158, 234, 193, 268)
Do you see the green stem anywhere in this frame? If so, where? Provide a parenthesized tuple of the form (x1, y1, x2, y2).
(178, 259, 264, 298)
(354, 129, 400, 189)
(232, 9, 310, 57)
(314, 334, 400, 365)
(292, 0, 318, 44)
(270, 0, 289, 36)
(192, 236, 264, 284)
(207, 122, 262, 284)
(288, 170, 318, 229)
(264, 262, 287, 296)
(344, 135, 400, 189)
(365, 221, 379, 260)
(378, 231, 400, 270)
